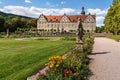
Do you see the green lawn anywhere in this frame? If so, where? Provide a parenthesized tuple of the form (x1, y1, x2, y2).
(0, 38, 74, 80)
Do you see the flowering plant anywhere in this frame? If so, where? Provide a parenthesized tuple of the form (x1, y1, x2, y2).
(41, 56, 66, 80)
(39, 51, 89, 80)
(46, 56, 65, 68)
(38, 36, 93, 80)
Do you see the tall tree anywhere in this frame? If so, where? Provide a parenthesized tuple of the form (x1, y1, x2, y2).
(0, 17, 5, 32)
(26, 19, 37, 28)
(4, 19, 13, 36)
(10, 17, 27, 32)
(95, 26, 104, 33)
(113, 0, 117, 4)
(104, 0, 120, 35)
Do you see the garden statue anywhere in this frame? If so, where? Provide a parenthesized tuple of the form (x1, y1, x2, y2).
(76, 18, 83, 44)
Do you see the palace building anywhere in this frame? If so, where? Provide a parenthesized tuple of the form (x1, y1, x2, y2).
(37, 7, 96, 33)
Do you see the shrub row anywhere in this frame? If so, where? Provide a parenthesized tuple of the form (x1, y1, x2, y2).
(83, 36, 94, 54)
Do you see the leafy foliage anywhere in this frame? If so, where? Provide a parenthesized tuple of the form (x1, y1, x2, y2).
(0, 11, 37, 32)
(0, 17, 5, 32)
(83, 36, 94, 54)
(104, 0, 120, 35)
(0, 11, 31, 19)
(95, 26, 104, 33)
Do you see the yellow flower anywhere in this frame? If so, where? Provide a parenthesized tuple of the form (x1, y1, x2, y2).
(45, 63, 48, 66)
(46, 55, 65, 68)
(56, 64, 59, 67)
(50, 63, 54, 68)
(62, 56, 66, 59)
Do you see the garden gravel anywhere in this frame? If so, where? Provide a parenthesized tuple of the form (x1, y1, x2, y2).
(88, 37, 120, 80)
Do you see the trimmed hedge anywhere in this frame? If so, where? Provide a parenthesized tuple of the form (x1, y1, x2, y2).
(83, 36, 94, 54)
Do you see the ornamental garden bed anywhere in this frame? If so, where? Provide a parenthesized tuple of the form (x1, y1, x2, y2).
(36, 36, 94, 80)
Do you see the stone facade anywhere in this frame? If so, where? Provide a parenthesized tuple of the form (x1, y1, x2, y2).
(37, 7, 96, 33)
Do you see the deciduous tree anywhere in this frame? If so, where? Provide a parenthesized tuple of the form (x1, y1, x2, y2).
(104, 0, 120, 35)
(0, 17, 5, 32)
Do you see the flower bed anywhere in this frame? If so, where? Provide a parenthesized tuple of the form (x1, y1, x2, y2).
(38, 52, 89, 80)
(38, 36, 94, 80)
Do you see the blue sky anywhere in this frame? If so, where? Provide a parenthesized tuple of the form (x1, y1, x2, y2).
(0, 0, 113, 26)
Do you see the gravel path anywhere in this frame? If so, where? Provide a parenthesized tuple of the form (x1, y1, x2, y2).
(88, 37, 120, 80)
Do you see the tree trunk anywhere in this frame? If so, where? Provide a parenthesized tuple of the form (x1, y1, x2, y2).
(115, 31, 118, 35)
(6, 28, 9, 37)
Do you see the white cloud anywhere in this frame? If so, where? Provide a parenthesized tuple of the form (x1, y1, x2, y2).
(25, 0, 31, 3)
(0, 8, 4, 12)
(87, 8, 108, 15)
(45, 1, 66, 7)
(61, 1, 66, 4)
(96, 16, 105, 27)
(87, 8, 109, 27)
(0, 5, 75, 18)
(96, 24, 104, 27)
(96, 16, 105, 22)
(58, 8, 75, 14)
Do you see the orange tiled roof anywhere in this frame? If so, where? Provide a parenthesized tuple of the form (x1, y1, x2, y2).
(44, 14, 95, 23)
(45, 16, 62, 22)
